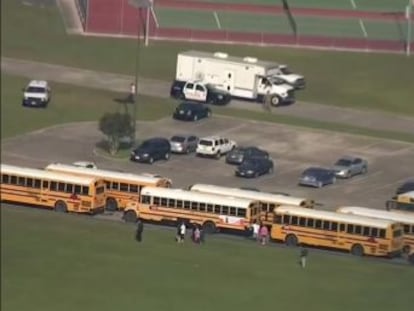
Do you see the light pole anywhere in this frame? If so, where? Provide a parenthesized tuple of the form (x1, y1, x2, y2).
(131, 0, 152, 146)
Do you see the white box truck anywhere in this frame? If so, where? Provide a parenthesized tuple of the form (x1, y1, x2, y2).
(170, 51, 304, 106)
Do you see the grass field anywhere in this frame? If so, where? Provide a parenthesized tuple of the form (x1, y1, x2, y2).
(1, 205, 413, 311)
(197, 0, 408, 11)
(2, 0, 414, 116)
(155, 8, 409, 40)
(3, 74, 414, 143)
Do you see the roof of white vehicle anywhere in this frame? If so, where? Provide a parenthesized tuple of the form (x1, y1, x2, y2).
(27, 80, 48, 87)
(199, 136, 228, 141)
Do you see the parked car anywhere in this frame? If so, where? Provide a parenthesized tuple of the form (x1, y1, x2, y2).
(225, 146, 269, 165)
(396, 179, 414, 195)
(170, 80, 231, 105)
(169, 135, 199, 154)
(299, 167, 336, 188)
(22, 80, 51, 107)
(130, 138, 171, 164)
(333, 156, 368, 178)
(173, 102, 211, 121)
(72, 161, 97, 169)
(235, 158, 274, 178)
(196, 136, 237, 158)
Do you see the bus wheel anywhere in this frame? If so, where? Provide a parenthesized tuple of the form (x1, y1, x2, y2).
(202, 221, 216, 234)
(351, 244, 364, 256)
(105, 197, 118, 212)
(55, 200, 67, 213)
(285, 234, 298, 247)
(124, 210, 137, 223)
(408, 253, 414, 265)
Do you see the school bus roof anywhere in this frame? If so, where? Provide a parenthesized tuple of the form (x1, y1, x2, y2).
(275, 205, 396, 229)
(1, 164, 98, 186)
(45, 163, 170, 185)
(190, 184, 311, 206)
(337, 206, 414, 224)
(141, 186, 259, 208)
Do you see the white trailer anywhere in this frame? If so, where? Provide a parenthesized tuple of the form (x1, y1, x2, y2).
(174, 50, 303, 106)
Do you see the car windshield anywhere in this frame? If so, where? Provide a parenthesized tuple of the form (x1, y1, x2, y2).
(26, 87, 46, 93)
(335, 159, 352, 166)
(304, 168, 324, 175)
(242, 159, 258, 166)
(171, 136, 186, 142)
(139, 141, 152, 148)
(280, 67, 292, 74)
(199, 140, 213, 146)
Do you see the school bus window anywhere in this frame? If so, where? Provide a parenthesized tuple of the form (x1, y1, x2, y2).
(371, 227, 378, 237)
(153, 197, 160, 205)
(207, 204, 213, 212)
(261, 203, 267, 212)
(379, 229, 386, 238)
(111, 182, 119, 190)
(363, 226, 370, 236)
(346, 224, 354, 234)
(66, 184, 73, 193)
(323, 221, 330, 230)
(168, 199, 176, 207)
(314, 219, 321, 229)
(230, 207, 236, 216)
(199, 202, 206, 212)
(160, 197, 167, 206)
(214, 205, 221, 214)
(339, 223, 345, 231)
(26, 178, 33, 187)
(177, 200, 183, 208)
(393, 229, 402, 238)
(355, 225, 362, 235)
(275, 214, 282, 224)
(120, 183, 129, 192)
(42, 180, 48, 189)
(403, 225, 410, 233)
(269, 203, 276, 211)
(191, 202, 198, 210)
(298, 217, 305, 227)
(57, 183, 65, 192)
(50, 181, 57, 191)
(307, 218, 314, 227)
(74, 185, 81, 194)
(222, 206, 229, 215)
(130, 185, 138, 193)
(331, 222, 338, 231)
(82, 186, 89, 195)
(105, 181, 110, 189)
(34, 179, 41, 188)
(10, 176, 17, 184)
(184, 201, 190, 209)
(2, 174, 9, 183)
(238, 209, 246, 218)
(18, 177, 25, 186)
(96, 186, 104, 194)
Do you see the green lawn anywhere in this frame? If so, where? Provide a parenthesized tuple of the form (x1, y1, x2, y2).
(1, 205, 413, 311)
(2, 0, 414, 117)
(3, 74, 414, 143)
(0, 75, 173, 139)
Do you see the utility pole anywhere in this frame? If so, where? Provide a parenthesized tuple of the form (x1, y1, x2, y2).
(132, 8, 142, 146)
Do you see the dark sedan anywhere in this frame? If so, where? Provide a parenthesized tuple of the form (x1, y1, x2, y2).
(226, 146, 269, 165)
(130, 138, 171, 164)
(235, 158, 274, 178)
(173, 102, 211, 121)
(395, 179, 414, 195)
(299, 167, 336, 188)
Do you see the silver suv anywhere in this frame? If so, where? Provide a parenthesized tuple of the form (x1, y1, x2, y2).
(170, 135, 199, 154)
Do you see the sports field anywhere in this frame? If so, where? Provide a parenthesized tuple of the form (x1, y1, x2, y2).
(2, 206, 413, 311)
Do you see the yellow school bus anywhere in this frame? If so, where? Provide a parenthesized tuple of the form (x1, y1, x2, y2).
(271, 205, 403, 257)
(189, 184, 314, 226)
(336, 206, 414, 254)
(45, 163, 172, 211)
(123, 186, 261, 233)
(386, 191, 414, 212)
(1, 164, 105, 214)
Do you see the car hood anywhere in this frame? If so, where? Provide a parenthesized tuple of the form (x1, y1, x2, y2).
(133, 148, 152, 154)
(238, 163, 257, 171)
(333, 165, 350, 171)
(24, 92, 45, 98)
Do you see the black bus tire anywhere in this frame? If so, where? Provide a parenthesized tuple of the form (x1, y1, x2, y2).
(55, 200, 67, 213)
(202, 221, 216, 234)
(351, 244, 364, 256)
(285, 234, 298, 247)
(124, 210, 138, 223)
(106, 197, 118, 212)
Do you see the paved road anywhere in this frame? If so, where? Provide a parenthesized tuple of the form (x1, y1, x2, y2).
(2, 57, 414, 135)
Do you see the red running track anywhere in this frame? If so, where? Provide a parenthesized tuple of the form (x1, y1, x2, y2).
(85, 0, 413, 53)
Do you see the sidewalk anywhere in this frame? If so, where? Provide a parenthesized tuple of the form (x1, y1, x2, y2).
(2, 57, 414, 135)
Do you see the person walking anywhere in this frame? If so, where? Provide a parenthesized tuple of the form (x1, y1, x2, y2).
(128, 82, 136, 103)
(135, 218, 144, 243)
(300, 247, 308, 268)
(178, 222, 186, 243)
(251, 221, 260, 241)
(194, 226, 201, 244)
(259, 224, 269, 246)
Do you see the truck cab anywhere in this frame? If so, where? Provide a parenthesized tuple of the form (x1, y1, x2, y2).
(271, 65, 306, 90)
(257, 76, 295, 106)
(170, 80, 231, 105)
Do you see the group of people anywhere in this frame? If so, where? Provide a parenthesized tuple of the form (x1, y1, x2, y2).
(176, 222, 205, 244)
(250, 221, 270, 245)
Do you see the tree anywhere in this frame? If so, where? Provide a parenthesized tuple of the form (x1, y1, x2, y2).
(99, 112, 134, 155)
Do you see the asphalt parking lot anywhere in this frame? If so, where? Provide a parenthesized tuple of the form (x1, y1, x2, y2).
(2, 115, 414, 210)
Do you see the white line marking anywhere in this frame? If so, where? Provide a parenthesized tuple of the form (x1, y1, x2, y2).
(350, 0, 357, 9)
(213, 11, 221, 29)
(359, 19, 368, 37)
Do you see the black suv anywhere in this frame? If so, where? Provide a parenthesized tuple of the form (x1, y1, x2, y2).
(226, 146, 269, 165)
(130, 138, 171, 164)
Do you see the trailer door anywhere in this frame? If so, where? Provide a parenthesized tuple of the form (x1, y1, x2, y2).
(223, 70, 235, 93)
